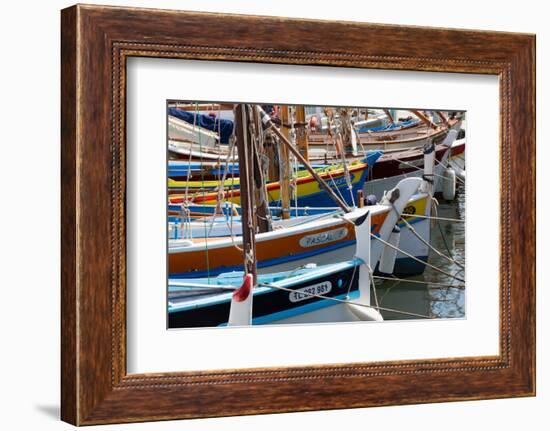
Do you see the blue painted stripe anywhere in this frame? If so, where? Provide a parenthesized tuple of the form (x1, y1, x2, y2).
(170, 239, 356, 278)
(169, 216, 428, 278)
(169, 285, 274, 311)
(358, 119, 420, 133)
(217, 291, 361, 326)
(168, 162, 332, 178)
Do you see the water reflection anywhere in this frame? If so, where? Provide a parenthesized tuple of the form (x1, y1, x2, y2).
(376, 183, 466, 320)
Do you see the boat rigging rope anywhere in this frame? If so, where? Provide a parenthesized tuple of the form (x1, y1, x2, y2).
(216, 134, 236, 200)
(182, 106, 199, 203)
(324, 108, 334, 160)
(377, 277, 402, 304)
(374, 275, 465, 289)
(399, 215, 465, 270)
(248, 105, 271, 221)
(324, 164, 350, 205)
(345, 264, 359, 297)
(431, 197, 458, 262)
(357, 134, 367, 157)
(185, 103, 212, 281)
(287, 106, 300, 214)
(216, 144, 239, 238)
(216, 103, 221, 150)
(390, 155, 451, 183)
(336, 109, 356, 207)
(341, 144, 356, 207)
(206, 138, 237, 237)
(401, 213, 464, 223)
(177, 203, 192, 240)
(196, 103, 211, 282)
(368, 262, 380, 309)
(351, 110, 368, 157)
(370, 233, 465, 283)
(174, 275, 432, 319)
(227, 112, 243, 252)
(334, 211, 464, 282)
(257, 282, 432, 319)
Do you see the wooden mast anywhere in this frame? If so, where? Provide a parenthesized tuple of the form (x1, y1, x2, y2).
(435, 110, 451, 128)
(257, 105, 352, 213)
(295, 105, 309, 161)
(337, 108, 353, 153)
(279, 106, 292, 219)
(265, 132, 279, 182)
(383, 108, 395, 125)
(234, 104, 257, 283)
(250, 105, 272, 233)
(411, 110, 438, 130)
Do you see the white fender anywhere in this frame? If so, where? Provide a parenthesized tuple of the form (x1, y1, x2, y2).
(228, 273, 254, 326)
(442, 168, 456, 201)
(350, 123, 358, 156)
(433, 129, 458, 193)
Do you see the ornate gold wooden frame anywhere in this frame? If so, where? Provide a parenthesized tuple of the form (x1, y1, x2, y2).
(61, 4, 535, 425)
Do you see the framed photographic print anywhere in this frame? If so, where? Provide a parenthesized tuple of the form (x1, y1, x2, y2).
(61, 4, 535, 425)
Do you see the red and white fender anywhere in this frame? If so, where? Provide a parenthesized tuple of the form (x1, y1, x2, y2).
(228, 273, 254, 327)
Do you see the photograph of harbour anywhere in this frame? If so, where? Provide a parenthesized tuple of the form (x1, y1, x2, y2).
(166, 102, 466, 329)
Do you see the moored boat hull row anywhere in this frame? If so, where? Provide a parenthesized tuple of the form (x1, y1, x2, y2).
(168, 107, 464, 163)
(166, 103, 465, 328)
(169, 192, 389, 328)
(169, 152, 381, 208)
(168, 193, 430, 278)
(169, 262, 361, 328)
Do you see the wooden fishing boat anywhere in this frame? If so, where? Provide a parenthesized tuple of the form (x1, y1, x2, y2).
(168, 152, 382, 208)
(169, 131, 454, 239)
(168, 160, 237, 181)
(168, 177, 430, 278)
(167, 107, 463, 164)
(363, 130, 463, 198)
(168, 131, 458, 239)
(168, 160, 331, 182)
(369, 134, 462, 180)
(167, 163, 326, 193)
(357, 118, 420, 133)
(168, 114, 219, 147)
(307, 116, 462, 159)
(168, 207, 382, 328)
(167, 105, 237, 161)
(168, 261, 365, 327)
(168, 209, 342, 240)
(168, 139, 228, 161)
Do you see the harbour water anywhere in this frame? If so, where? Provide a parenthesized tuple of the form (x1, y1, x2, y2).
(376, 183, 466, 320)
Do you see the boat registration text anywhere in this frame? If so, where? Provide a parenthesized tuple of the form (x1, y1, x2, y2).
(289, 281, 332, 303)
